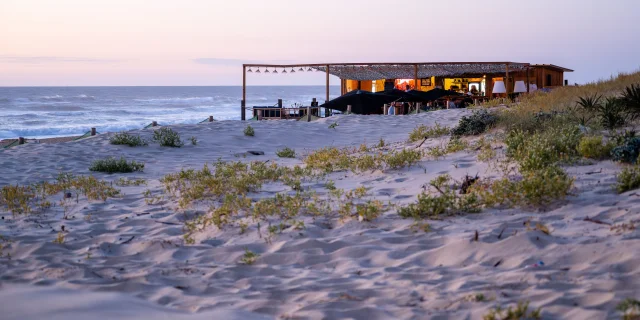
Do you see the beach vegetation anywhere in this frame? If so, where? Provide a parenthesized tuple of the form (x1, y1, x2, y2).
(276, 147, 296, 158)
(89, 157, 145, 174)
(153, 127, 184, 147)
(377, 138, 386, 148)
(53, 231, 65, 244)
(397, 175, 482, 220)
(617, 298, 640, 320)
(189, 136, 197, 145)
(384, 149, 423, 169)
(328, 122, 338, 129)
(408, 122, 450, 142)
(114, 177, 147, 187)
(452, 110, 497, 136)
(615, 166, 640, 193)
(244, 125, 255, 136)
(476, 138, 496, 162)
(239, 248, 259, 265)
(109, 132, 148, 147)
(611, 136, 640, 164)
(505, 126, 582, 172)
(482, 301, 541, 320)
(577, 136, 614, 160)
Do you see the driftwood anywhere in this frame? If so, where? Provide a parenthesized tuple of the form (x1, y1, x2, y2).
(583, 217, 611, 226)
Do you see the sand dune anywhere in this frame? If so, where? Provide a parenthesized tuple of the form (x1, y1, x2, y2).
(1, 109, 639, 319)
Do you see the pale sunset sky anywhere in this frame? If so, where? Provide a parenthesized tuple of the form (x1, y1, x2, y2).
(1, 0, 638, 86)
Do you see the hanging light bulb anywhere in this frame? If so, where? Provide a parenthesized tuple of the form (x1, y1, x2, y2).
(290, 68, 296, 73)
(298, 67, 304, 72)
(273, 68, 278, 74)
(255, 68, 261, 73)
(264, 68, 270, 74)
(247, 68, 253, 73)
(282, 68, 287, 74)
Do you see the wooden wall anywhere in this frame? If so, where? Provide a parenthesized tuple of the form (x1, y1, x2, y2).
(532, 67, 565, 88)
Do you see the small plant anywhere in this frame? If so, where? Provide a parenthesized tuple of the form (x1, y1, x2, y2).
(328, 122, 339, 129)
(571, 93, 601, 126)
(598, 97, 627, 129)
(189, 136, 197, 145)
(577, 136, 614, 160)
(475, 293, 486, 302)
(408, 122, 450, 142)
(276, 147, 296, 158)
(525, 221, 551, 235)
(617, 298, 640, 320)
(153, 127, 184, 147)
(506, 126, 582, 172)
(446, 136, 468, 153)
(398, 175, 481, 219)
(109, 132, 148, 147)
(615, 166, 640, 193)
(244, 125, 255, 136)
(612, 137, 640, 164)
(620, 84, 640, 121)
(377, 138, 386, 148)
(452, 110, 497, 136)
(89, 157, 144, 174)
(384, 149, 422, 169)
(482, 301, 541, 320)
(240, 248, 259, 265)
(53, 231, 65, 244)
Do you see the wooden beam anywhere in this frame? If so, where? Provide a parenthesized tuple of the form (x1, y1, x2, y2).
(243, 61, 531, 68)
(325, 64, 330, 103)
(505, 63, 510, 95)
(526, 66, 530, 93)
(413, 64, 418, 90)
(241, 65, 247, 121)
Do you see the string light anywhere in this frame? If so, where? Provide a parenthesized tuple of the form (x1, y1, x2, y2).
(307, 67, 313, 72)
(273, 68, 278, 74)
(282, 68, 287, 74)
(298, 67, 304, 72)
(247, 68, 253, 73)
(290, 68, 296, 73)
(255, 68, 261, 73)
(264, 68, 270, 73)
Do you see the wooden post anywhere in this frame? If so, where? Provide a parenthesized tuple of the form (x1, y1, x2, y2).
(474, 98, 478, 106)
(307, 106, 311, 122)
(446, 99, 450, 109)
(242, 65, 247, 121)
(257, 110, 263, 121)
(505, 63, 510, 97)
(413, 64, 418, 90)
(18, 137, 24, 145)
(91, 127, 96, 136)
(325, 65, 330, 104)
(347, 105, 352, 114)
(278, 99, 283, 108)
(152, 121, 157, 127)
(416, 102, 421, 113)
(526, 66, 530, 93)
(209, 115, 214, 122)
(383, 104, 388, 115)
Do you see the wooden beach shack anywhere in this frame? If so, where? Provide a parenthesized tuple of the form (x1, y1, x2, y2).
(241, 62, 573, 119)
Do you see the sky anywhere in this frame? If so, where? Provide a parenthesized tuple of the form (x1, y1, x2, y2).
(1, 0, 639, 86)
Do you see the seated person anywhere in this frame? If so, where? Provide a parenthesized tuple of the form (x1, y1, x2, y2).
(470, 85, 479, 95)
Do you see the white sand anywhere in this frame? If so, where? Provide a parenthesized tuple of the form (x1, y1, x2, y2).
(1, 109, 639, 319)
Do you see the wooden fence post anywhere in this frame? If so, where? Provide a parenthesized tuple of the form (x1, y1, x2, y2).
(209, 116, 214, 122)
(347, 105, 352, 114)
(91, 128, 96, 136)
(416, 102, 421, 114)
(383, 104, 388, 115)
(307, 106, 311, 122)
(257, 110, 263, 121)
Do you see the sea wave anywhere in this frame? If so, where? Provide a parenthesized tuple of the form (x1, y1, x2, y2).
(133, 96, 215, 103)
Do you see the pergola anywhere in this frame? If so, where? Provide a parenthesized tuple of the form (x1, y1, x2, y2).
(241, 62, 531, 120)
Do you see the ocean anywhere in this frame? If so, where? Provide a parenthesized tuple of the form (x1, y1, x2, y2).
(0, 86, 341, 139)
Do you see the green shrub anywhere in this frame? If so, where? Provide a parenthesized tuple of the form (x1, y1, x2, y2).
(617, 298, 640, 320)
(398, 175, 481, 219)
(89, 157, 145, 173)
(598, 97, 627, 129)
(109, 132, 148, 147)
(506, 126, 582, 172)
(570, 94, 601, 126)
(189, 136, 197, 145)
(577, 136, 614, 159)
(612, 137, 640, 164)
(620, 84, 640, 121)
(408, 122, 450, 142)
(483, 301, 541, 320)
(152, 127, 184, 147)
(244, 125, 255, 136)
(452, 110, 497, 136)
(276, 147, 296, 158)
(384, 149, 422, 169)
(615, 166, 640, 193)
(471, 166, 573, 207)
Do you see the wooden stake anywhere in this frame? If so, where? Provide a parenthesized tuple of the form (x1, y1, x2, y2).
(242, 65, 247, 121)
(307, 106, 311, 122)
(91, 127, 96, 136)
